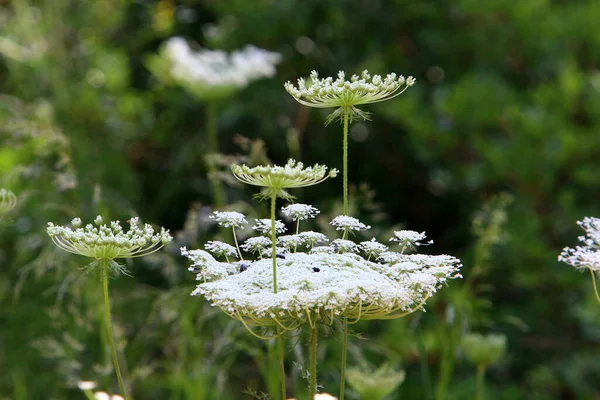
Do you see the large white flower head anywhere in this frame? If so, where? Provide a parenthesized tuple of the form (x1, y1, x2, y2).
(153, 37, 282, 100)
(284, 70, 415, 124)
(231, 159, 338, 200)
(47, 216, 172, 273)
(183, 205, 462, 335)
(0, 189, 17, 214)
(559, 217, 600, 271)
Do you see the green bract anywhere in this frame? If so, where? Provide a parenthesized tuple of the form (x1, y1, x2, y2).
(231, 159, 338, 200)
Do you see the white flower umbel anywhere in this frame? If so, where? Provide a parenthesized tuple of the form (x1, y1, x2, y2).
(390, 230, 433, 253)
(330, 215, 371, 239)
(210, 211, 248, 228)
(181, 247, 237, 282)
(154, 37, 282, 101)
(77, 381, 97, 391)
(191, 250, 461, 332)
(282, 203, 320, 221)
(559, 217, 600, 303)
(277, 234, 306, 251)
(210, 210, 247, 259)
(330, 239, 359, 254)
(241, 236, 272, 255)
(0, 188, 17, 214)
(46, 216, 172, 272)
(360, 238, 389, 260)
(205, 240, 238, 260)
(232, 159, 338, 200)
(284, 70, 415, 125)
(254, 218, 287, 235)
(299, 231, 329, 249)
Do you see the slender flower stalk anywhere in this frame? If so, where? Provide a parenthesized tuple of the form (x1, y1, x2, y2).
(206, 101, 225, 209)
(475, 364, 485, 400)
(101, 261, 128, 399)
(309, 325, 319, 400)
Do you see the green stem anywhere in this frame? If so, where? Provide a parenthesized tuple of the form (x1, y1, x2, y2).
(276, 330, 287, 400)
(270, 192, 286, 399)
(309, 325, 318, 400)
(206, 101, 225, 209)
(271, 192, 278, 293)
(339, 321, 348, 400)
(101, 263, 130, 400)
(233, 227, 243, 260)
(590, 269, 600, 304)
(475, 364, 486, 400)
(342, 112, 349, 216)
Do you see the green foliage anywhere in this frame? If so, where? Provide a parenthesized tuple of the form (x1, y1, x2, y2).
(2, 0, 600, 399)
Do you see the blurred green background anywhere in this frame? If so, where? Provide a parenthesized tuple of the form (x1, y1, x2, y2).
(2, 0, 600, 399)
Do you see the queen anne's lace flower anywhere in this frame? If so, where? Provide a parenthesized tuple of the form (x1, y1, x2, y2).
(299, 231, 329, 248)
(281, 203, 320, 221)
(209, 211, 248, 228)
(231, 159, 338, 200)
(390, 230, 433, 252)
(183, 204, 462, 335)
(330, 215, 371, 232)
(205, 241, 238, 259)
(47, 216, 172, 261)
(181, 247, 236, 282)
(559, 217, 600, 270)
(253, 219, 287, 235)
(277, 235, 306, 250)
(0, 189, 17, 214)
(191, 250, 461, 330)
(241, 236, 272, 254)
(360, 238, 389, 259)
(330, 239, 359, 254)
(284, 70, 415, 124)
(153, 37, 281, 100)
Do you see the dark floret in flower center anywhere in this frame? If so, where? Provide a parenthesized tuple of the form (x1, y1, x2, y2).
(312, 267, 320, 272)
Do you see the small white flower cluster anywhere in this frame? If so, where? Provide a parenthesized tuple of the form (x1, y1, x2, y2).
(281, 203, 320, 221)
(559, 217, 600, 271)
(47, 216, 172, 260)
(390, 230, 433, 252)
(210, 211, 248, 228)
(0, 188, 17, 214)
(284, 70, 415, 123)
(254, 218, 287, 235)
(182, 205, 462, 329)
(205, 240, 238, 259)
(159, 37, 282, 100)
(330, 215, 371, 232)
